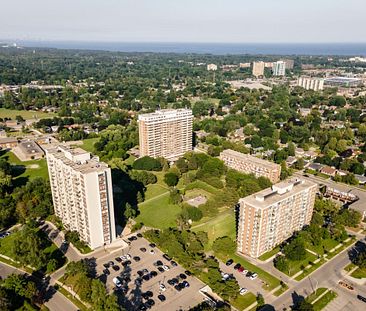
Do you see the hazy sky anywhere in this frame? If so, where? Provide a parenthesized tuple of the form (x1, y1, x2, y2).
(1, 0, 365, 43)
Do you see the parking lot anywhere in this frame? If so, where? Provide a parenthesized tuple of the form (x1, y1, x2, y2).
(95, 234, 205, 310)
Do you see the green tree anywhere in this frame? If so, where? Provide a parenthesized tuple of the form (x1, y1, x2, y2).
(212, 236, 236, 254)
(124, 203, 137, 219)
(164, 172, 179, 187)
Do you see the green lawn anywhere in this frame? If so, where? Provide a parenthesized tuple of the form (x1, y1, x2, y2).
(0, 150, 48, 185)
(295, 259, 326, 281)
(307, 288, 337, 311)
(307, 238, 339, 255)
(273, 283, 289, 297)
(144, 184, 169, 201)
(0, 108, 56, 120)
(191, 209, 236, 249)
(284, 251, 318, 277)
(80, 138, 99, 153)
(231, 292, 256, 310)
(136, 193, 181, 229)
(258, 246, 280, 261)
(216, 252, 280, 291)
(351, 267, 366, 279)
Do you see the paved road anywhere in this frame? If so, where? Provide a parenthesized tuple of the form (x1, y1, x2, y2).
(270, 240, 366, 310)
(0, 262, 78, 311)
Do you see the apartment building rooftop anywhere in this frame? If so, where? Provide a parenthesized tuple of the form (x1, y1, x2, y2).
(138, 108, 192, 121)
(46, 145, 109, 174)
(221, 149, 279, 170)
(240, 178, 317, 208)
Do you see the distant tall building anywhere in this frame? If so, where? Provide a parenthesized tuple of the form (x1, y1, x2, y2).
(237, 178, 317, 258)
(298, 77, 324, 91)
(207, 64, 218, 71)
(220, 149, 281, 184)
(272, 61, 286, 76)
(264, 62, 273, 68)
(283, 59, 294, 70)
(138, 109, 193, 160)
(46, 146, 116, 250)
(240, 62, 251, 68)
(252, 61, 265, 77)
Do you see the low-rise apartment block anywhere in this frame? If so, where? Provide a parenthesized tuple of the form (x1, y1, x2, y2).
(220, 149, 281, 184)
(46, 146, 116, 250)
(138, 109, 193, 160)
(298, 77, 324, 91)
(237, 178, 317, 258)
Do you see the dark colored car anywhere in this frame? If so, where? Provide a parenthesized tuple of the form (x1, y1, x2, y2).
(226, 259, 234, 266)
(143, 274, 151, 281)
(133, 256, 140, 262)
(149, 243, 156, 248)
(174, 284, 182, 291)
(171, 260, 178, 267)
(137, 270, 144, 277)
(357, 295, 366, 303)
(158, 294, 166, 302)
(154, 260, 163, 266)
(108, 261, 114, 266)
(167, 279, 175, 286)
(182, 280, 190, 288)
(140, 247, 147, 252)
(150, 271, 158, 277)
(179, 273, 187, 280)
(103, 269, 110, 275)
(103, 263, 110, 269)
(146, 299, 155, 307)
(185, 270, 192, 276)
(234, 263, 241, 270)
(112, 265, 120, 271)
(157, 266, 165, 273)
(163, 254, 172, 261)
(135, 278, 142, 286)
(128, 236, 137, 241)
(136, 233, 143, 238)
(122, 260, 131, 267)
(115, 257, 122, 262)
(142, 268, 148, 274)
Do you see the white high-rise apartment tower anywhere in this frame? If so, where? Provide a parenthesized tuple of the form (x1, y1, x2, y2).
(237, 178, 317, 258)
(46, 146, 116, 250)
(138, 109, 193, 160)
(272, 61, 286, 76)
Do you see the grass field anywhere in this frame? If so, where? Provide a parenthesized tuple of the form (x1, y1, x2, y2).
(0, 150, 48, 185)
(191, 209, 236, 249)
(0, 108, 56, 120)
(295, 258, 326, 281)
(306, 238, 339, 255)
(80, 138, 99, 153)
(136, 193, 181, 229)
(258, 246, 280, 261)
(284, 251, 318, 277)
(306, 288, 337, 311)
(351, 267, 366, 279)
(231, 292, 256, 310)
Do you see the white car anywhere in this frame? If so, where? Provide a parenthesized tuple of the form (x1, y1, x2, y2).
(250, 273, 258, 280)
(239, 288, 248, 295)
(126, 254, 131, 260)
(222, 273, 230, 280)
(113, 277, 122, 288)
(120, 255, 127, 261)
(159, 284, 166, 291)
(242, 269, 248, 275)
(149, 249, 155, 255)
(162, 265, 170, 271)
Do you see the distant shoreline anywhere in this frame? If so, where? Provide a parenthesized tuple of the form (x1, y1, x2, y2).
(2, 41, 366, 56)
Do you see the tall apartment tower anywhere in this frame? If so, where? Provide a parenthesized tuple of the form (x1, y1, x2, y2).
(220, 149, 281, 184)
(237, 178, 317, 258)
(283, 59, 294, 70)
(46, 146, 116, 250)
(252, 61, 265, 77)
(138, 109, 193, 160)
(272, 61, 286, 76)
(298, 77, 324, 91)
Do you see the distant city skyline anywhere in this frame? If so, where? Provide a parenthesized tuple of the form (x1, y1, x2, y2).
(1, 0, 366, 43)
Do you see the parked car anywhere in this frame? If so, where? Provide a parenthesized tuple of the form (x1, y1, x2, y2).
(149, 249, 155, 255)
(113, 277, 122, 288)
(159, 284, 166, 291)
(185, 270, 192, 276)
(357, 295, 366, 303)
(140, 247, 147, 252)
(179, 273, 187, 280)
(239, 288, 248, 295)
(162, 265, 170, 271)
(154, 260, 163, 266)
(238, 267, 244, 273)
(112, 265, 120, 271)
(115, 257, 122, 263)
(136, 233, 143, 238)
(182, 281, 190, 288)
(157, 294, 166, 302)
(149, 243, 156, 248)
(234, 263, 241, 270)
(146, 299, 155, 307)
(150, 271, 158, 277)
(103, 269, 110, 275)
(226, 259, 234, 266)
(133, 256, 141, 262)
(171, 260, 178, 267)
(157, 267, 165, 273)
(249, 273, 258, 280)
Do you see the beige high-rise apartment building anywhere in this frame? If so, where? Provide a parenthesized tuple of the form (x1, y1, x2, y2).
(220, 149, 281, 184)
(252, 61, 265, 77)
(138, 109, 193, 160)
(237, 178, 317, 258)
(46, 146, 116, 250)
